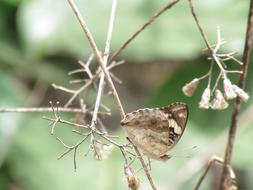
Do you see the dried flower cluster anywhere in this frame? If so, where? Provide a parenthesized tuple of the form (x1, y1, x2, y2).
(182, 29, 249, 110)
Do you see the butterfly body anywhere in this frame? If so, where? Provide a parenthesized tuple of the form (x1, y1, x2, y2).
(121, 102, 188, 160)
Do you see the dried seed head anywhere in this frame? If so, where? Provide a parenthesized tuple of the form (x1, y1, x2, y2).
(93, 141, 114, 160)
(182, 78, 200, 97)
(232, 85, 249, 102)
(199, 88, 211, 109)
(223, 77, 237, 100)
(211, 89, 229, 110)
(124, 166, 140, 190)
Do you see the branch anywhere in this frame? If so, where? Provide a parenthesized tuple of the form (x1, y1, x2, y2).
(67, 0, 125, 118)
(219, 0, 253, 189)
(0, 107, 87, 113)
(188, 0, 225, 74)
(170, 102, 253, 189)
(132, 142, 157, 190)
(90, 0, 117, 130)
(67, 1, 159, 189)
(109, 0, 180, 62)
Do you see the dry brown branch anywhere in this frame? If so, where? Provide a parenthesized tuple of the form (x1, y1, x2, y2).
(132, 140, 157, 190)
(0, 107, 87, 113)
(90, 0, 117, 131)
(188, 0, 226, 74)
(219, 0, 253, 189)
(67, 1, 158, 189)
(67, 0, 125, 118)
(171, 102, 253, 189)
(109, 0, 180, 63)
(195, 156, 236, 190)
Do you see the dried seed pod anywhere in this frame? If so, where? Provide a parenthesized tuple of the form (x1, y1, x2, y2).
(199, 88, 211, 109)
(223, 77, 237, 100)
(211, 89, 229, 110)
(93, 141, 114, 160)
(232, 85, 249, 102)
(124, 166, 140, 190)
(182, 78, 200, 97)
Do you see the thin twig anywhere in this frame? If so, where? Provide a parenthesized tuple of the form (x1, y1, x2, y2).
(219, 0, 253, 189)
(132, 143, 157, 190)
(188, 0, 225, 74)
(195, 156, 224, 190)
(172, 103, 253, 189)
(90, 0, 117, 130)
(0, 107, 87, 113)
(64, 78, 93, 108)
(68, 0, 125, 118)
(67, 1, 158, 189)
(109, 0, 180, 63)
(52, 84, 76, 94)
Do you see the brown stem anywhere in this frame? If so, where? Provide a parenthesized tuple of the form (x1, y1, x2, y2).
(188, 0, 226, 73)
(67, 1, 157, 189)
(132, 144, 157, 190)
(0, 107, 87, 113)
(195, 156, 224, 190)
(68, 0, 125, 118)
(90, 0, 117, 130)
(219, 1, 253, 189)
(109, 0, 180, 63)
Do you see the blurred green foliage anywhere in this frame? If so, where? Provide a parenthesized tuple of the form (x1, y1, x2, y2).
(0, 0, 253, 190)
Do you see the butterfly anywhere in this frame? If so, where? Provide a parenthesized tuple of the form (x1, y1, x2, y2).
(121, 102, 188, 161)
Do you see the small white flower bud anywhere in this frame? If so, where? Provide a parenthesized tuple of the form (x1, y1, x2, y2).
(223, 77, 237, 100)
(232, 85, 249, 102)
(124, 166, 140, 190)
(182, 78, 200, 97)
(211, 89, 229, 110)
(199, 88, 211, 109)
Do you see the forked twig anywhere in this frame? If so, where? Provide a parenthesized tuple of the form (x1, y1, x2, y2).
(67, 1, 158, 189)
(67, 0, 125, 118)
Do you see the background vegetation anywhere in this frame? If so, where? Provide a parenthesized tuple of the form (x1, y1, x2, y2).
(0, 0, 252, 189)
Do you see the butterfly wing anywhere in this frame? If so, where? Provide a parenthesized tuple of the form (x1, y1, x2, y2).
(121, 102, 188, 160)
(160, 102, 189, 149)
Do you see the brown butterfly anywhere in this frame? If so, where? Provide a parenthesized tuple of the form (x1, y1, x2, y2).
(121, 102, 188, 161)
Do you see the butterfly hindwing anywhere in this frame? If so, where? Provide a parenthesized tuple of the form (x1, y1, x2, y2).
(160, 102, 188, 148)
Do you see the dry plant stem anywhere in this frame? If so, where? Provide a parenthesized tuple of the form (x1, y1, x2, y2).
(68, 1, 157, 189)
(188, 0, 225, 74)
(109, 0, 180, 63)
(63, 79, 93, 108)
(66, 60, 123, 105)
(0, 107, 88, 113)
(195, 156, 224, 190)
(219, 1, 253, 189)
(43, 117, 88, 129)
(90, 0, 117, 130)
(68, 0, 125, 118)
(132, 143, 157, 190)
(172, 104, 253, 189)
